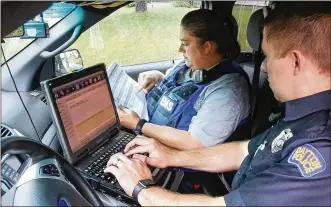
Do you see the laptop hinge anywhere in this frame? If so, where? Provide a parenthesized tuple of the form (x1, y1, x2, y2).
(77, 148, 89, 159)
(111, 126, 120, 136)
(87, 127, 120, 156)
(88, 138, 110, 156)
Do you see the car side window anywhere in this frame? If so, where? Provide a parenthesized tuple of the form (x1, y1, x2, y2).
(232, 1, 268, 51)
(70, 1, 266, 68)
(70, 2, 202, 68)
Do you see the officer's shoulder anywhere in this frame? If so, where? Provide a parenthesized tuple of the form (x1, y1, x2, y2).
(287, 141, 330, 177)
(282, 129, 331, 176)
(283, 127, 331, 153)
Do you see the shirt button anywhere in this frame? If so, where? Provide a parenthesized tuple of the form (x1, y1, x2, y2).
(249, 166, 252, 171)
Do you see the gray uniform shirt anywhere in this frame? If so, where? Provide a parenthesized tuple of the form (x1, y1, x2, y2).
(167, 60, 250, 147)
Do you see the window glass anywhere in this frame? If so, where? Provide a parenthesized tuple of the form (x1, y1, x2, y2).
(1, 2, 76, 63)
(70, 1, 202, 67)
(232, 1, 268, 51)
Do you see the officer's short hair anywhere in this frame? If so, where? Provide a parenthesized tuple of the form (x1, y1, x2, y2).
(264, 2, 331, 75)
(180, 9, 240, 60)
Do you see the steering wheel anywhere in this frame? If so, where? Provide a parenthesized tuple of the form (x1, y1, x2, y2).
(1, 136, 104, 206)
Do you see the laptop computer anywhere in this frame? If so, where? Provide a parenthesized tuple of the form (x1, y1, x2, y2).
(40, 63, 136, 200)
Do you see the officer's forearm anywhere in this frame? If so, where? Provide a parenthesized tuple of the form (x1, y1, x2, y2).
(169, 140, 249, 173)
(138, 186, 226, 206)
(142, 123, 205, 150)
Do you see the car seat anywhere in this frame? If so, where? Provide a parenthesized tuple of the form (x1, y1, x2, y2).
(200, 8, 278, 196)
(176, 13, 253, 196)
(244, 8, 278, 137)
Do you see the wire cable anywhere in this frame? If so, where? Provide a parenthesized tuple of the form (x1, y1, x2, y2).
(1, 45, 42, 142)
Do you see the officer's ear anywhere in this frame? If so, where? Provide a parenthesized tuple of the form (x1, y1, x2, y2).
(291, 50, 307, 76)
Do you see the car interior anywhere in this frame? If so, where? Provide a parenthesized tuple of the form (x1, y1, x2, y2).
(1, 1, 279, 206)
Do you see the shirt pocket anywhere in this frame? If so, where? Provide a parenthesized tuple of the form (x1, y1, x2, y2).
(245, 148, 281, 179)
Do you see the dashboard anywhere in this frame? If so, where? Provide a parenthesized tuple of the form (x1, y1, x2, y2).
(1, 90, 62, 195)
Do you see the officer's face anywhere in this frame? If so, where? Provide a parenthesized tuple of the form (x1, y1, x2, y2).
(262, 32, 295, 102)
(178, 27, 205, 70)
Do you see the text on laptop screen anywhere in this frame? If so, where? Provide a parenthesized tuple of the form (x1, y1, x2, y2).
(52, 71, 116, 153)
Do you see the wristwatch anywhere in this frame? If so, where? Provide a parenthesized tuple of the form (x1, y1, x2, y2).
(134, 119, 147, 135)
(132, 179, 157, 202)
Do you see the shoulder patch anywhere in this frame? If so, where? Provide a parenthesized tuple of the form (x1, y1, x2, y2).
(288, 144, 326, 177)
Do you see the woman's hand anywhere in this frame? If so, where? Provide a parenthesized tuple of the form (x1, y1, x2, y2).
(117, 107, 140, 130)
(138, 70, 165, 93)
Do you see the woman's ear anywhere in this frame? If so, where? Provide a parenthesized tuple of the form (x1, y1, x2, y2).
(200, 40, 213, 55)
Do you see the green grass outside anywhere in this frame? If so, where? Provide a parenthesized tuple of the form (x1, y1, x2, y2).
(233, 6, 254, 51)
(70, 6, 253, 68)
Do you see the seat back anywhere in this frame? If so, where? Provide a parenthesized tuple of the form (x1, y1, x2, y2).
(240, 62, 267, 89)
(244, 8, 279, 137)
(220, 8, 270, 192)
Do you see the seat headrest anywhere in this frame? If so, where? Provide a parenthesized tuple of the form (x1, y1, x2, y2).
(222, 15, 240, 60)
(247, 9, 264, 51)
(227, 15, 238, 39)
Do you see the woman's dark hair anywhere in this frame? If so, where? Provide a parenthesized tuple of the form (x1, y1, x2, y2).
(181, 9, 240, 60)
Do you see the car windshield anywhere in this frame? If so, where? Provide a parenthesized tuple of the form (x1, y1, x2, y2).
(1, 2, 76, 63)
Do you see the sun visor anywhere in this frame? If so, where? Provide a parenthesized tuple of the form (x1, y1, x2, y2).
(247, 9, 264, 51)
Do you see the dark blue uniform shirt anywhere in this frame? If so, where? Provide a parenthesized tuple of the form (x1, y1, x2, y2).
(225, 90, 331, 206)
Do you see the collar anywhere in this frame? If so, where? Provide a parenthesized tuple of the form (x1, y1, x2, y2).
(205, 59, 228, 71)
(284, 90, 331, 121)
(186, 61, 222, 79)
(186, 59, 228, 74)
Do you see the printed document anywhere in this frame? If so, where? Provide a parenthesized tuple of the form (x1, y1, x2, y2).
(106, 61, 149, 120)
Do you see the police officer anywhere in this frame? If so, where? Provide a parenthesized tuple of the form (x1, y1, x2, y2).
(104, 3, 331, 206)
(118, 9, 250, 150)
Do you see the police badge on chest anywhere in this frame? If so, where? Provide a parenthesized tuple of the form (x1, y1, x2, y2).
(271, 128, 293, 153)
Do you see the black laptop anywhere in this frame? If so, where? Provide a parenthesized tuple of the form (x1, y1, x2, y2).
(40, 63, 136, 199)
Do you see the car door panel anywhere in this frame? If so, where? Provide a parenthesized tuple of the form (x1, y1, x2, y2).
(121, 58, 181, 81)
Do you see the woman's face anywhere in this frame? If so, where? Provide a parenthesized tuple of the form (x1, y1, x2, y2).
(178, 27, 205, 70)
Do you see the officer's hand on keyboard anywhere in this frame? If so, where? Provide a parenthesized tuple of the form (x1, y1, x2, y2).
(84, 133, 136, 184)
(104, 153, 153, 197)
(124, 135, 177, 169)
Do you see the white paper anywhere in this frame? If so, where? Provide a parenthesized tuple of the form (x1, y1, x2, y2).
(106, 61, 149, 121)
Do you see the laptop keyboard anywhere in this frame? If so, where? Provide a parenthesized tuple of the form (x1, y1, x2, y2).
(84, 133, 135, 182)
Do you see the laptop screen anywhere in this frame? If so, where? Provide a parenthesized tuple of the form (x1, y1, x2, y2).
(52, 70, 117, 153)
